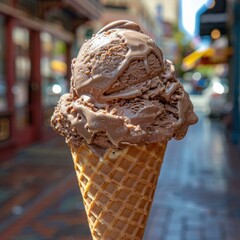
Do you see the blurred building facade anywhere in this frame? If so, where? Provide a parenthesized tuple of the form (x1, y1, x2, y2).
(179, 0, 240, 145)
(141, 0, 179, 62)
(229, 0, 240, 144)
(196, 0, 240, 144)
(0, 0, 102, 159)
(77, 0, 159, 45)
(77, 0, 179, 61)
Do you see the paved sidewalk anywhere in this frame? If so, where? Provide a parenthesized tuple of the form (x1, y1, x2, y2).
(0, 114, 240, 240)
(0, 136, 91, 240)
(145, 114, 240, 240)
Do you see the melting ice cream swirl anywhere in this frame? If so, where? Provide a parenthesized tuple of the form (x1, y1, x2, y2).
(51, 20, 198, 149)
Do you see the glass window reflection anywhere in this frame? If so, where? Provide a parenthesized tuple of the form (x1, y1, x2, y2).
(13, 26, 31, 130)
(0, 15, 7, 112)
(41, 32, 68, 126)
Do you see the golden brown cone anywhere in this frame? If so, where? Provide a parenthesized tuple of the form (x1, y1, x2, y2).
(70, 142, 167, 240)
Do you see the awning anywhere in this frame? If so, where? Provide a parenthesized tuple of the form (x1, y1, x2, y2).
(182, 48, 214, 71)
(182, 47, 232, 71)
(0, 1, 102, 38)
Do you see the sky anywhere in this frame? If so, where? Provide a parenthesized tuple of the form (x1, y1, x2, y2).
(180, 0, 211, 37)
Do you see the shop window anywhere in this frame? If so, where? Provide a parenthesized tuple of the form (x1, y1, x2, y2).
(40, 32, 68, 127)
(0, 15, 7, 112)
(13, 26, 31, 130)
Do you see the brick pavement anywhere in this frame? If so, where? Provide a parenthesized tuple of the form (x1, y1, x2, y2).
(0, 137, 91, 240)
(0, 113, 240, 240)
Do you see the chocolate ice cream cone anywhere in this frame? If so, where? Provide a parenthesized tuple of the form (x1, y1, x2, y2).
(51, 20, 198, 240)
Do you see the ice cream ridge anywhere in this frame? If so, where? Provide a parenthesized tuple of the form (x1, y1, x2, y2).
(51, 20, 198, 240)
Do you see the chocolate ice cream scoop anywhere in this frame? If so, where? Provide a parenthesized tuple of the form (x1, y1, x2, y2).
(71, 20, 164, 102)
(51, 20, 198, 149)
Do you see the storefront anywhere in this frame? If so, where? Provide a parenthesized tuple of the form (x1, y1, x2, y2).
(0, 1, 101, 159)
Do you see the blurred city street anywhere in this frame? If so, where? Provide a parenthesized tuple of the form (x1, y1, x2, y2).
(0, 0, 240, 240)
(0, 111, 239, 240)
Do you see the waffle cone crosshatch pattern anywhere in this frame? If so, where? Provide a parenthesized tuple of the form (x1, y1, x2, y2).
(71, 142, 167, 240)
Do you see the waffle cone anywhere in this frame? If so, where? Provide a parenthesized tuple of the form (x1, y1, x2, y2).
(70, 142, 167, 240)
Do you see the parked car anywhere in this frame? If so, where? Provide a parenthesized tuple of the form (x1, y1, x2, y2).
(186, 76, 229, 117)
(204, 77, 230, 117)
(183, 76, 210, 115)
